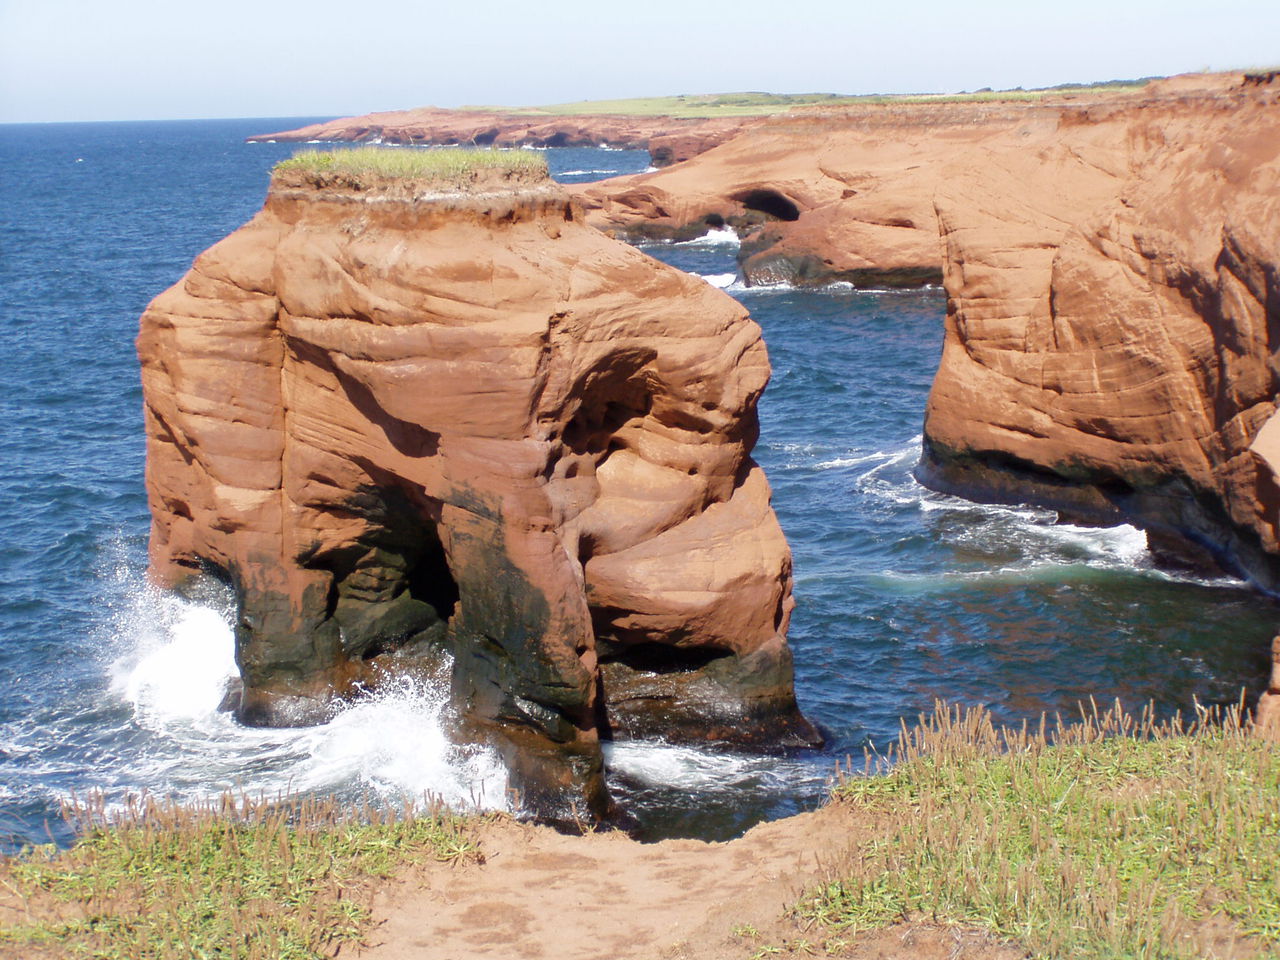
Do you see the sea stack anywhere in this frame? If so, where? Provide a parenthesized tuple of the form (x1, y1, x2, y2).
(136, 153, 819, 816)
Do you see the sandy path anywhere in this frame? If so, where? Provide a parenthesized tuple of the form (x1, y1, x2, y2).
(356, 805, 1022, 960)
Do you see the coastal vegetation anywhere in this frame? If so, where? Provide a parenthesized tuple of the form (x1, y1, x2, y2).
(0, 795, 479, 959)
(274, 145, 548, 185)
(459, 80, 1155, 119)
(801, 700, 1280, 959)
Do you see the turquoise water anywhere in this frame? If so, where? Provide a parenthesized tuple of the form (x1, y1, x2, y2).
(0, 120, 1272, 845)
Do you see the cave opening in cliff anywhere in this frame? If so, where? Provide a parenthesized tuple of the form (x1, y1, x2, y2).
(731, 188, 801, 222)
(598, 639, 733, 675)
(404, 518, 459, 628)
(307, 486, 460, 662)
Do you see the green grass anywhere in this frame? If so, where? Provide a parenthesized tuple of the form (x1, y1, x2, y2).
(274, 145, 548, 186)
(798, 699, 1280, 959)
(456, 80, 1156, 118)
(0, 793, 480, 959)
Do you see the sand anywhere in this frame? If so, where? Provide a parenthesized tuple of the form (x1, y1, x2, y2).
(355, 804, 1024, 960)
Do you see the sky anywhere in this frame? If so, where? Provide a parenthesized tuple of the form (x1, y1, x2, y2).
(2, 0, 1278, 123)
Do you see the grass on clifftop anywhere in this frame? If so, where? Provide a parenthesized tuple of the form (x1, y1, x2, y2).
(0, 794, 479, 959)
(274, 145, 548, 186)
(459, 80, 1156, 118)
(798, 700, 1280, 960)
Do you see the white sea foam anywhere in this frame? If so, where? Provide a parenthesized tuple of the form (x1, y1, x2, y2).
(559, 169, 620, 177)
(96, 574, 508, 811)
(836, 441, 1245, 589)
(674, 226, 740, 248)
(699, 272, 738, 289)
(732, 279, 946, 296)
(604, 740, 817, 793)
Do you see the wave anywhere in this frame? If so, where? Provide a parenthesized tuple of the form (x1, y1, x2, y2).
(0, 561, 511, 818)
(637, 227, 741, 250)
(698, 272, 738, 289)
(559, 169, 622, 176)
(604, 740, 825, 794)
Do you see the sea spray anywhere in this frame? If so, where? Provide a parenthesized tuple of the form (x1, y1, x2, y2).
(72, 555, 509, 816)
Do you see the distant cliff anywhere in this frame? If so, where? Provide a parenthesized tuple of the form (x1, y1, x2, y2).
(248, 108, 754, 165)
(137, 160, 818, 817)
(575, 73, 1280, 605)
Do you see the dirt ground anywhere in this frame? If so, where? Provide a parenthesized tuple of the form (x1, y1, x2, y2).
(356, 805, 1026, 960)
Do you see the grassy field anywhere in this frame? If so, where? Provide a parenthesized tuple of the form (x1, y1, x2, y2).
(0, 795, 479, 959)
(274, 145, 548, 185)
(457, 80, 1155, 118)
(798, 700, 1280, 959)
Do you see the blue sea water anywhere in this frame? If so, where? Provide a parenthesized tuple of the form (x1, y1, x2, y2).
(0, 119, 1273, 846)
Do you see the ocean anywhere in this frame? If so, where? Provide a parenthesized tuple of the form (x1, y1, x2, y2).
(0, 118, 1272, 846)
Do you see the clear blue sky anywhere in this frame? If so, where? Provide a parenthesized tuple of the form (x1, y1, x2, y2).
(2, 0, 1277, 122)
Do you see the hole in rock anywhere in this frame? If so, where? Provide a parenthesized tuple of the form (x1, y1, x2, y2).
(731, 188, 801, 222)
(305, 486, 460, 661)
(562, 389, 653, 458)
(600, 641, 733, 675)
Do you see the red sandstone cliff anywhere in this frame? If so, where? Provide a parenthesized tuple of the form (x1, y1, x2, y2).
(576, 73, 1280, 626)
(137, 166, 818, 816)
(248, 109, 755, 166)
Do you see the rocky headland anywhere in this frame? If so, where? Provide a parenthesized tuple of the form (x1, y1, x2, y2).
(136, 158, 819, 817)
(247, 108, 755, 166)
(576, 72, 1280, 620)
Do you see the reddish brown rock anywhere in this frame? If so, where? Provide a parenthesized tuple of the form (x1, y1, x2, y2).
(248, 109, 754, 166)
(137, 166, 818, 817)
(920, 77, 1280, 592)
(577, 73, 1280, 698)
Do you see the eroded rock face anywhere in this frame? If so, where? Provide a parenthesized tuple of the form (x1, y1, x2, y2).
(920, 79, 1280, 591)
(138, 169, 818, 815)
(578, 74, 1280, 587)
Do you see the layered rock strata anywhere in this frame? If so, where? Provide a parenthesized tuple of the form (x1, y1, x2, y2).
(578, 73, 1280, 634)
(138, 167, 819, 815)
(918, 77, 1280, 591)
(248, 109, 755, 166)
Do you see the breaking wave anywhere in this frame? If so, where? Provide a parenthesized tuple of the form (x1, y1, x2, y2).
(0, 556, 508, 836)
